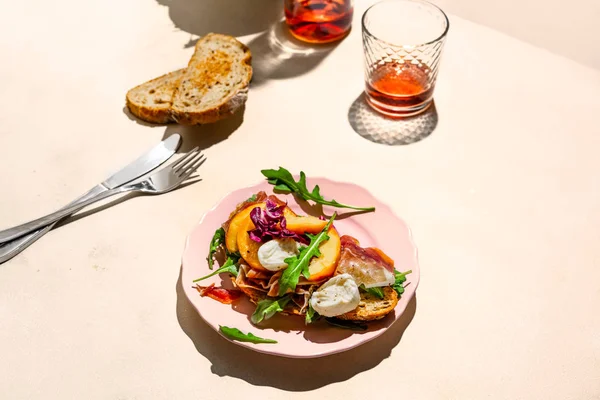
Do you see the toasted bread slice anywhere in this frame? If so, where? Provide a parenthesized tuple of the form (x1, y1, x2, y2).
(337, 287, 399, 321)
(171, 33, 252, 125)
(125, 69, 185, 124)
(236, 277, 398, 321)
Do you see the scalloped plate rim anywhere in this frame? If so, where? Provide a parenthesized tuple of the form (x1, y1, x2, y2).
(180, 177, 420, 358)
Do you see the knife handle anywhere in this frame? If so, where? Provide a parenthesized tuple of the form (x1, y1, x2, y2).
(0, 228, 51, 263)
(0, 187, 128, 244)
(0, 185, 106, 264)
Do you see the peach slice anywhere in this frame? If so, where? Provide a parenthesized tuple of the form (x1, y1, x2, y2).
(307, 227, 341, 281)
(283, 208, 327, 234)
(225, 203, 265, 253)
(236, 217, 268, 271)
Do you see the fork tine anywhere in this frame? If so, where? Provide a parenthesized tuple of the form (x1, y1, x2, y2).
(178, 155, 206, 180)
(171, 147, 200, 170)
(174, 150, 203, 174)
(181, 154, 206, 176)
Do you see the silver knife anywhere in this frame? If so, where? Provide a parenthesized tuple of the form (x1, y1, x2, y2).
(0, 134, 182, 264)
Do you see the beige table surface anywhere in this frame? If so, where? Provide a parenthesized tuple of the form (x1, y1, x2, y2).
(1, 0, 600, 399)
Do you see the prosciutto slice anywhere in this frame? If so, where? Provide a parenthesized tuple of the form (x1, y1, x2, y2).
(235, 264, 268, 293)
(194, 283, 242, 304)
(235, 263, 325, 301)
(222, 191, 268, 232)
(335, 235, 395, 288)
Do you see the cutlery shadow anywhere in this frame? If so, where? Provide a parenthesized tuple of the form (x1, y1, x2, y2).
(176, 269, 417, 391)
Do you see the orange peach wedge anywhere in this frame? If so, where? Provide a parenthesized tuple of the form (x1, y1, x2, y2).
(307, 226, 341, 281)
(225, 203, 265, 253)
(283, 208, 327, 234)
(236, 217, 268, 271)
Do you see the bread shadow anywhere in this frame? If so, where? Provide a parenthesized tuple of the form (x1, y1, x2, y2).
(161, 105, 245, 153)
(156, 0, 282, 45)
(122, 106, 164, 128)
(176, 269, 417, 391)
(248, 20, 339, 86)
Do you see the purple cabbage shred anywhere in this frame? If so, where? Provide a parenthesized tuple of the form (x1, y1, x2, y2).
(248, 199, 309, 244)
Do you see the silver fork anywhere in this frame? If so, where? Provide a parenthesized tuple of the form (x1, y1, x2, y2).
(0, 147, 205, 244)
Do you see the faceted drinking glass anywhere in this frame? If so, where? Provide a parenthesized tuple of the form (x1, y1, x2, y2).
(362, 0, 449, 117)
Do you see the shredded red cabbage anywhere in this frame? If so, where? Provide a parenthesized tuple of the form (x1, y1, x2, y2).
(248, 199, 309, 244)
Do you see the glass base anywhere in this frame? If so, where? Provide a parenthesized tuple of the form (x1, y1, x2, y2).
(365, 94, 433, 118)
(287, 26, 351, 44)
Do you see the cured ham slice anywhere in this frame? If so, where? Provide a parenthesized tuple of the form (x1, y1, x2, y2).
(194, 283, 242, 304)
(222, 191, 268, 232)
(234, 263, 325, 300)
(335, 235, 395, 288)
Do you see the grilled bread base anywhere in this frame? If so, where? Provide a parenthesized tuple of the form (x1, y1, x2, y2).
(235, 279, 399, 321)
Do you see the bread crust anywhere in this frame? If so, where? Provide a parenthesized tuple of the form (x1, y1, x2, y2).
(125, 33, 252, 125)
(171, 33, 252, 125)
(337, 287, 399, 321)
(125, 69, 185, 124)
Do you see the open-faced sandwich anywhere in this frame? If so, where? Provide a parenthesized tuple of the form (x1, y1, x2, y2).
(193, 168, 412, 334)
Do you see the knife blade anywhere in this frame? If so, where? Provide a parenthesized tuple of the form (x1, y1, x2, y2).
(0, 134, 182, 264)
(102, 134, 181, 189)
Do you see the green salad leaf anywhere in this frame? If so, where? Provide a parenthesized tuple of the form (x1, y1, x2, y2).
(305, 303, 319, 324)
(261, 167, 375, 212)
(219, 326, 277, 344)
(392, 269, 412, 296)
(194, 253, 240, 282)
(207, 227, 226, 270)
(251, 295, 292, 324)
(360, 285, 385, 299)
(278, 214, 336, 296)
(246, 194, 258, 202)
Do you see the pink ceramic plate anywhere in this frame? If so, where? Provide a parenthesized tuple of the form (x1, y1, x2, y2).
(181, 177, 420, 358)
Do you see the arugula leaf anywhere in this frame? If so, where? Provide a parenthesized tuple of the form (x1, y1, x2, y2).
(325, 318, 368, 331)
(278, 214, 336, 296)
(219, 326, 277, 344)
(359, 285, 385, 299)
(305, 303, 319, 324)
(261, 168, 375, 212)
(251, 295, 292, 324)
(207, 228, 226, 270)
(193, 254, 240, 282)
(392, 269, 412, 296)
(246, 194, 258, 202)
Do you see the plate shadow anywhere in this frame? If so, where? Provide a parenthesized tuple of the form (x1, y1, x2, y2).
(176, 269, 417, 391)
(348, 93, 438, 145)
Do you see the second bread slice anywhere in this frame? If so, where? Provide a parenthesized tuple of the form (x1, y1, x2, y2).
(171, 33, 253, 125)
(126, 69, 185, 124)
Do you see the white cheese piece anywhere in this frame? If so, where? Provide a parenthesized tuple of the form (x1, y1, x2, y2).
(310, 273, 360, 317)
(257, 238, 300, 271)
